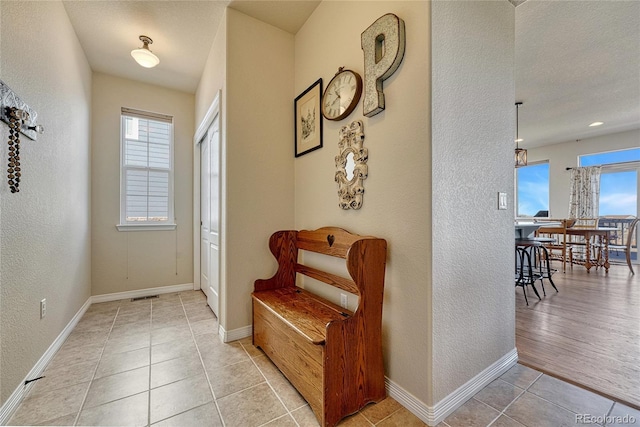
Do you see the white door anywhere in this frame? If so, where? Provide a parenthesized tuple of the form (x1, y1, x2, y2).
(200, 116, 220, 316)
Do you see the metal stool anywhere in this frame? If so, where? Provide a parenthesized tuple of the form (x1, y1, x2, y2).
(516, 238, 559, 296)
(515, 244, 542, 305)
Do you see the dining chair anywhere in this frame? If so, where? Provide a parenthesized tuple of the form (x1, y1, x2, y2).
(568, 218, 600, 267)
(536, 218, 576, 272)
(606, 217, 638, 274)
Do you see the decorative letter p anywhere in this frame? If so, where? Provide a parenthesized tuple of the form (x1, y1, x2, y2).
(361, 14, 406, 117)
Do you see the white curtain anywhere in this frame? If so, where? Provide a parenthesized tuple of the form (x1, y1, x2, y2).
(568, 166, 601, 218)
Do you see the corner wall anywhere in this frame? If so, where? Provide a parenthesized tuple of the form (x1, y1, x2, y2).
(223, 9, 295, 331)
(91, 73, 194, 296)
(431, 1, 516, 403)
(294, 0, 432, 405)
(195, 9, 295, 332)
(0, 0, 92, 404)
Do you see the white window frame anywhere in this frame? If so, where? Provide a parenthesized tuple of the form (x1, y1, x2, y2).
(117, 107, 176, 231)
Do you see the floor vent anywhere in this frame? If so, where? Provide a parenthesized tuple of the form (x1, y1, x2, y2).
(131, 295, 159, 302)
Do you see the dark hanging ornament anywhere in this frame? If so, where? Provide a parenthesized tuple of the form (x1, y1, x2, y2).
(7, 108, 26, 193)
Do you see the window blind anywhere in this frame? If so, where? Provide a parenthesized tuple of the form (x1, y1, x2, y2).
(121, 109, 173, 224)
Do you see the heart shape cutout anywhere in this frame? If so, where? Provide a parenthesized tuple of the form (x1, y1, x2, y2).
(327, 234, 335, 247)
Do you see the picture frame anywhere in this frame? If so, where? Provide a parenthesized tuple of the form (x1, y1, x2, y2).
(294, 78, 323, 157)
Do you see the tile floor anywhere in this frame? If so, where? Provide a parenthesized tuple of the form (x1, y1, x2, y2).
(8, 291, 640, 427)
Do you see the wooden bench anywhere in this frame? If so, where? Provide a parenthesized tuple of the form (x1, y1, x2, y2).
(252, 227, 387, 427)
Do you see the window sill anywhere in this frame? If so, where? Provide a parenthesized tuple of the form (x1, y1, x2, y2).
(116, 223, 177, 232)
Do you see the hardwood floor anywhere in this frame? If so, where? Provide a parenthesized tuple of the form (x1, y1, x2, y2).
(515, 262, 640, 410)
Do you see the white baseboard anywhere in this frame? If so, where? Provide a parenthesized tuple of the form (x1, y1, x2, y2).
(91, 283, 194, 303)
(387, 348, 518, 426)
(220, 324, 252, 343)
(0, 297, 92, 426)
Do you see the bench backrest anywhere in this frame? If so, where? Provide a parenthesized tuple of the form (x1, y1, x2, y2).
(255, 227, 387, 299)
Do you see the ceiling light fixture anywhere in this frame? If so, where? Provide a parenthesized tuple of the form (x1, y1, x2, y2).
(131, 35, 159, 68)
(515, 102, 527, 168)
(589, 121, 604, 127)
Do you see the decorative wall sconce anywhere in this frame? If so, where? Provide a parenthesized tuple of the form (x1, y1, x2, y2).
(1, 79, 44, 193)
(515, 101, 527, 167)
(335, 120, 368, 209)
(131, 35, 160, 68)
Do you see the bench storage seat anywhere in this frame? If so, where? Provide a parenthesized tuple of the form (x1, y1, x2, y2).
(252, 227, 387, 427)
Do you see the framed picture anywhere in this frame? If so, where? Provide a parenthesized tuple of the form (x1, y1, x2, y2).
(295, 78, 323, 157)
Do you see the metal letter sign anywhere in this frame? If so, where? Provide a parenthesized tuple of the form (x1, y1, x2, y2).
(361, 14, 406, 117)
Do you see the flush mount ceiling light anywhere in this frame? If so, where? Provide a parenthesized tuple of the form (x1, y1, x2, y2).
(515, 102, 527, 168)
(589, 121, 604, 127)
(131, 35, 159, 68)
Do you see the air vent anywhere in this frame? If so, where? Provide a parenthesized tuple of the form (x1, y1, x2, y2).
(131, 295, 159, 302)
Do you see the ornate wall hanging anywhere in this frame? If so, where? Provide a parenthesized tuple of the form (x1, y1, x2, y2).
(361, 13, 406, 117)
(335, 120, 368, 210)
(1, 79, 44, 193)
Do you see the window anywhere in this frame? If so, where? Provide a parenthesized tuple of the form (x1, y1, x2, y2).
(579, 148, 640, 167)
(516, 162, 550, 217)
(579, 148, 639, 217)
(117, 108, 175, 231)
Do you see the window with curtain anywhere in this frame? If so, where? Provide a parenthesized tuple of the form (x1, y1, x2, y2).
(579, 148, 639, 217)
(118, 108, 175, 231)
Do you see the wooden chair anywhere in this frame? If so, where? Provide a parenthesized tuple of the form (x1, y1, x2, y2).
(568, 218, 599, 268)
(607, 218, 638, 274)
(536, 219, 576, 272)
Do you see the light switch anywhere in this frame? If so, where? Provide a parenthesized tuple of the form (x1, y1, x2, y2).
(498, 192, 508, 210)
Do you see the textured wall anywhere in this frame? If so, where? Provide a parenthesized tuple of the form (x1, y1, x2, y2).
(91, 73, 194, 296)
(194, 11, 227, 325)
(526, 129, 640, 218)
(431, 1, 516, 403)
(294, 1, 432, 404)
(223, 9, 295, 331)
(0, 0, 92, 404)
(195, 10, 295, 332)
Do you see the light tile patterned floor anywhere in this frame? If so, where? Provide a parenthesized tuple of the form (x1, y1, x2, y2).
(8, 291, 640, 426)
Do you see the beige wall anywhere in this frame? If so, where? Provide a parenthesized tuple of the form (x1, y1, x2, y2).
(91, 73, 194, 296)
(194, 10, 227, 324)
(431, 1, 515, 403)
(526, 129, 640, 218)
(194, 9, 295, 332)
(294, 1, 432, 403)
(0, 0, 92, 404)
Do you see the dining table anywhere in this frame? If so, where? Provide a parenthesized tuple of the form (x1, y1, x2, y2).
(536, 225, 618, 273)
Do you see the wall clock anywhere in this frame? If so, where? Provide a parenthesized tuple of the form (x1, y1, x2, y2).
(321, 67, 363, 121)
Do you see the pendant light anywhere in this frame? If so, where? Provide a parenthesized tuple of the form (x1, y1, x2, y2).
(131, 35, 159, 68)
(515, 101, 527, 167)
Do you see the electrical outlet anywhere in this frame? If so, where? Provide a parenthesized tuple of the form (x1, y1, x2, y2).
(340, 293, 348, 308)
(40, 299, 46, 319)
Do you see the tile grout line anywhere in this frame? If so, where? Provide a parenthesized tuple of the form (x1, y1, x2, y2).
(181, 293, 227, 427)
(370, 407, 402, 426)
(486, 373, 540, 427)
(469, 396, 512, 427)
(525, 372, 616, 422)
(243, 342, 303, 426)
(148, 300, 154, 427)
(73, 304, 122, 426)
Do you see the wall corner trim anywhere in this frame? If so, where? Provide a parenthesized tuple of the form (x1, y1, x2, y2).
(0, 297, 92, 426)
(219, 324, 252, 343)
(387, 348, 518, 426)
